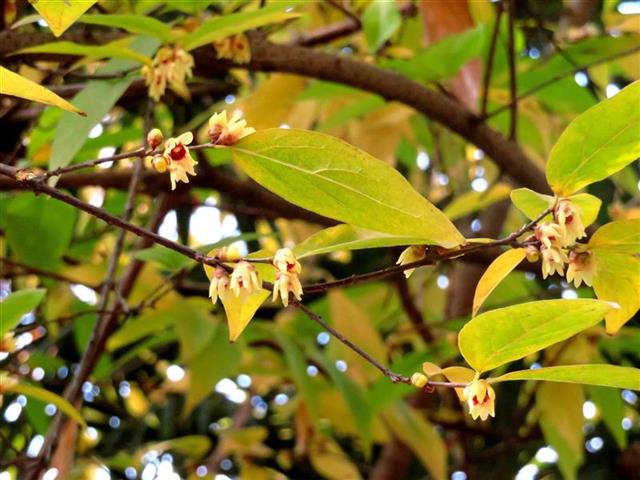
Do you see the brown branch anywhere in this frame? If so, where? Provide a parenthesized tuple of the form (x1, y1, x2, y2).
(0, 257, 100, 289)
(395, 275, 435, 343)
(506, 0, 517, 141)
(480, 1, 504, 118)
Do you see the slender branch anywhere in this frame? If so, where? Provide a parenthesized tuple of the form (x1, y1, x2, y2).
(506, 0, 517, 141)
(325, 0, 361, 25)
(0, 257, 100, 289)
(38, 148, 145, 180)
(395, 275, 435, 343)
(486, 43, 640, 120)
(480, 1, 504, 118)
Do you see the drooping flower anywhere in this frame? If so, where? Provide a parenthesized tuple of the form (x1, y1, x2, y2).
(208, 110, 255, 146)
(272, 271, 303, 307)
(462, 378, 496, 421)
(540, 245, 568, 279)
(162, 132, 197, 190)
(230, 261, 262, 296)
(213, 34, 251, 64)
(273, 248, 301, 274)
(566, 249, 595, 287)
(396, 245, 426, 278)
(142, 45, 194, 101)
(208, 266, 231, 305)
(555, 200, 586, 245)
(535, 222, 565, 249)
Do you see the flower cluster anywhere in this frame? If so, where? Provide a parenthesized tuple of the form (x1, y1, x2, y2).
(272, 248, 303, 307)
(214, 34, 251, 64)
(141, 45, 194, 101)
(529, 200, 594, 287)
(147, 111, 254, 190)
(208, 246, 263, 305)
(463, 377, 496, 421)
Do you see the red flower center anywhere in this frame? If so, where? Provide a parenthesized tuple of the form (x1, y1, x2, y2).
(565, 214, 573, 224)
(169, 143, 186, 161)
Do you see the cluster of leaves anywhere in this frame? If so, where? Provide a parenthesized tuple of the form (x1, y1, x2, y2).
(1, 1, 640, 479)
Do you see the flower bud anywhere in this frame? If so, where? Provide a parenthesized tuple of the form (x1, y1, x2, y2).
(525, 245, 539, 263)
(217, 246, 242, 262)
(410, 372, 428, 388)
(147, 128, 164, 150)
(152, 155, 168, 173)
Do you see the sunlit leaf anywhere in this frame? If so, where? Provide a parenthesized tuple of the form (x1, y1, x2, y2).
(492, 364, 640, 390)
(472, 248, 526, 317)
(422, 362, 475, 400)
(233, 129, 465, 247)
(0, 289, 46, 336)
(546, 81, 640, 195)
(510, 188, 601, 227)
(181, 4, 300, 51)
(76, 14, 173, 42)
(29, 0, 96, 36)
(0, 66, 84, 115)
(458, 299, 614, 373)
(6, 382, 85, 426)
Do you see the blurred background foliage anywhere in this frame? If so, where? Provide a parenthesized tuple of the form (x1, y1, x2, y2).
(0, 0, 639, 479)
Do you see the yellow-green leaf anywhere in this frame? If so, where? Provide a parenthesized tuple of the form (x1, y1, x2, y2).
(294, 224, 427, 259)
(17, 41, 152, 65)
(589, 219, 640, 334)
(472, 248, 526, 317)
(309, 434, 362, 480)
(510, 188, 601, 227)
(233, 129, 465, 248)
(76, 14, 173, 42)
(492, 364, 640, 390)
(0, 66, 85, 115)
(383, 404, 446, 480)
(458, 299, 613, 373)
(220, 290, 269, 342)
(445, 182, 512, 221)
(0, 288, 46, 336)
(7, 382, 85, 427)
(29, 0, 96, 36)
(546, 80, 640, 195)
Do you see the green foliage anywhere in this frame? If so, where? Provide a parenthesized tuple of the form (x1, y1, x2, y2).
(0, 289, 46, 336)
(17, 41, 152, 65)
(76, 14, 173, 42)
(233, 129, 464, 247)
(510, 188, 601, 226)
(362, 0, 401, 52)
(6, 382, 86, 426)
(493, 365, 640, 390)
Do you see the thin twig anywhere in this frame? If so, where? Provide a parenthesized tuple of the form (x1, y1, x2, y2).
(506, 0, 517, 141)
(480, 1, 504, 118)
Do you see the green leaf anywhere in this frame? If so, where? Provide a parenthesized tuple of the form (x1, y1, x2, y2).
(76, 14, 173, 42)
(29, 0, 96, 36)
(546, 80, 640, 195)
(49, 36, 159, 173)
(458, 299, 613, 373)
(0, 289, 46, 336)
(362, 0, 401, 52)
(232, 129, 464, 248)
(381, 25, 485, 83)
(590, 386, 627, 448)
(317, 95, 386, 132)
(382, 404, 446, 480)
(1, 193, 77, 271)
(589, 219, 640, 333)
(142, 435, 212, 458)
(6, 383, 85, 426)
(293, 224, 428, 259)
(472, 248, 526, 317)
(492, 364, 640, 390)
(17, 41, 151, 65)
(510, 188, 601, 227)
(0, 66, 84, 115)
(181, 4, 301, 51)
(133, 245, 191, 271)
(107, 307, 177, 351)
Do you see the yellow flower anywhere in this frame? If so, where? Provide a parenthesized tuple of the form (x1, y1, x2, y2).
(208, 110, 256, 146)
(162, 132, 197, 190)
(214, 34, 251, 64)
(208, 266, 231, 305)
(273, 248, 301, 274)
(535, 222, 564, 249)
(230, 261, 262, 296)
(555, 200, 586, 245)
(566, 250, 595, 287)
(463, 378, 496, 421)
(396, 245, 426, 278)
(540, 245, 568, 279)
(142, 45, 194, 101)
(272, 271, 303, 307)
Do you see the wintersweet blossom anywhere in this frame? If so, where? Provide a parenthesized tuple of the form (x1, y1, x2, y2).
(208, 266, 231, 305)
(566, 249, 595, 287)
(463, 378, 496, 421)
(396, 245, 426, 278)
(273, 248, 301, 274)
(535, 222, 564, 249)
(162, 132, 197, 190)
(208, 110, 255, 146)
(214, 34, 251, 64)
(540, 245, 568, 278)
(555, 200, 586, 245)
(141, 45, 194, 101)
(230, 261, 262, 296)
(272, 271, 303, 307)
